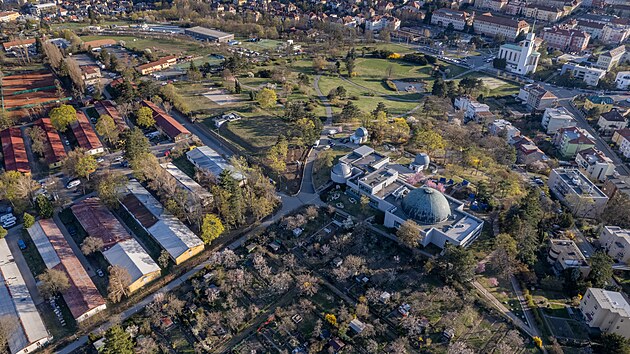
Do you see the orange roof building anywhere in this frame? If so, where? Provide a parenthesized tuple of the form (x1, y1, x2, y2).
(0, 127, 30, 173)
(71, 197, 132, 249)
(37, 117, 66, 168)
(141, 100, 191, 142)
(72, 111, 104, 155)
(94, 100, 128, 132)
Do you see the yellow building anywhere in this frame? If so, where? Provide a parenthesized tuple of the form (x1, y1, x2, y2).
(103, 239, 162, 293)
(584, 96, 614, 113)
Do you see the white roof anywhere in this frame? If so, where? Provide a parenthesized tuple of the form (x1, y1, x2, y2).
(125, 180, 204, 260)
(27, 222, 61, 269)
(102, 238, 160, 284)
(186, 146, 245, 181)
(589, 288, 630, 318)
(160, 162, 213, 200)
(0, 239, 49, 354)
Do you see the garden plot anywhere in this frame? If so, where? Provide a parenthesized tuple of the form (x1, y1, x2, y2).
(202, 89, 244, 106)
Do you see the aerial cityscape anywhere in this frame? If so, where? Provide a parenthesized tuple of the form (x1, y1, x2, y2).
(0, 0, 629, 353)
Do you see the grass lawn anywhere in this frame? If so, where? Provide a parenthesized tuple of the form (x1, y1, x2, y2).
(20, 230, 48, 277)
(350, 57, 434, 95)
(444, 64, 469, 79)
(174, 82, 250, 119)
(112, 207, 163, 263)
(172, 155, 197, 179)
(455, 72, 521, 97)
(236, 39, 284, 52)
(219, 112, 290, 152)
(317, 75, 419, 116)
(312, 147, 350, 189)
(79, 35, 207, 56)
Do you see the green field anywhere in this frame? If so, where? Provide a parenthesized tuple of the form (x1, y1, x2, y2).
(79, 35, 208, 56)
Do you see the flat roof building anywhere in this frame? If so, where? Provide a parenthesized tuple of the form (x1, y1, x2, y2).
(547, 239, 590, 277)
(72, 111, 104, 155)
(184, 26, 234, 43)
(548, 167, 609, 218)
(27, 220, 106, 322)
(161, 162, 213, 210)
(601, 226, 630, 264)
(580, 288, 630, 338)
(1, 127, 30, 174)
(0, 238, 51, 354)
(102, 239, 161, 293)
(186, 145, 245, 182)
(120, 180, 204, 265)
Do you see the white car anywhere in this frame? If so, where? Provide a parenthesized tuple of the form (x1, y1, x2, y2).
(66, 179, 81, 189)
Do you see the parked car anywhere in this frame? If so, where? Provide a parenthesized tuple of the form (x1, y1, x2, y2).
(17, 239, 26, 250)
(66, 179, 81, 189)
(96, 269, 105, 277)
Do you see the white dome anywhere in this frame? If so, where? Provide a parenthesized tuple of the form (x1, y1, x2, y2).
(355, 127, 368, 137)
(331, 163, 352, 183)
(414, 153, 430, 167)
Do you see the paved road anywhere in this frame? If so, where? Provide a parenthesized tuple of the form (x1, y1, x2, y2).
(5, 225, 45, 306)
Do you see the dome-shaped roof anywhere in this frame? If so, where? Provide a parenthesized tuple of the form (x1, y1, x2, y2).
(332, 163, 352, 178)
(401, 186, 451, 224)
(355, 127, 368, 137)
(414, 153, 430, 166)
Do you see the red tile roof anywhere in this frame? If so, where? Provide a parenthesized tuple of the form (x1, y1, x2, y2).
(141, 100, 191, 140)
(2, 38, 35, 50)
(38, 117, 67, 166)
(94, 100, 128, 132)
(71, 198, 132, 249)
(38, 219, 106, 320)
(72, 111, 103, 152)
(0, 127, 30, 173)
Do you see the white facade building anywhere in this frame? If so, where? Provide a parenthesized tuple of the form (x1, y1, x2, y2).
(575, 148, 615, 182)
(580, 288, 630, 338)
(488, 119, 521, 142)
(615, 71, 630, 90)
(561, 62, 606, 86)
(497, 32, 540, 75)
(600, 226, 630, 263)
(542, 107, 576, 134)
(547, 167, 609, 218)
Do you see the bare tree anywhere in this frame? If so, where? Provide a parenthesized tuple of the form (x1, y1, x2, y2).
(107, 265, 131, 303)
(25, 125, 46, 156)
(38, 269, 70, 298)
(296, 274, 320, 297)
(81, 236, 104, 255)
(135, 336, 159, 354)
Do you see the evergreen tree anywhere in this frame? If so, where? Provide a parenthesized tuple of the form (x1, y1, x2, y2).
(103, 326, 134, 354)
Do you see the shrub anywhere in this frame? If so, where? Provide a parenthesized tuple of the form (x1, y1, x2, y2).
(385, 80, 397, 91)
(533, 336, 542, 348)
(387, 53, 402, 59)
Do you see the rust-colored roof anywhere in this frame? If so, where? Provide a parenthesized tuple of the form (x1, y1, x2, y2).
(120, 194, 159, 229)
(0, 127, 30, 173)
(2, 38, 35, 50)
(140, 100, 190, 140)
(136, 55, 177, 72)
(38, 118, 67, 165)
(72, 111, 102, 152)
(38, 219, 105, 320)
(71, 198, 131, 249)
(94, 100, 128, 132)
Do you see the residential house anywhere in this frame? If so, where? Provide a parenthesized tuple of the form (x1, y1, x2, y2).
(94, 100, 128, 132)
(523, 4, 564, 23)
(541, 27, 590, 52)
(600, 24, 630, 45)
(102, 239, 161, 293)
(430, 8, 472, 31)
(616, 72, 630, 90)
(602, 175, 630, 199)
(547, 239, 590, 277)
(365, 15, 401, 31)
(547, 167, 609, 218)
(475, 0, 508, 12)
(542, 107, 576, 134)
(596, 45, 627, 70)
(0, 11, 20, 22)
(511, 135, 547, 164)
(473, 14, 530, 40)
(614, 128, 630, 159)
(1, 127, 30, 174)
(488, 119, 521, 142)
(597, 110, 627, 134)
(584, 95, 614, 113)
(580, 288, 630, 338)
(140, 100, 191, 142)
(553, 126, 596, 158)
(454, 96, 491, 121)
(497, 32, 540, 75)
(600, 226, 630, 263)
(80, 65, 101, 86)
(575, 147, 615, 182)
(561, 62, 606, 86)
(519, 84, 557, 111)
(2, 38, 35, 52)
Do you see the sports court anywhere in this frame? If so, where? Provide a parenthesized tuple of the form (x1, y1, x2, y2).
(474, 75, 510, 90)
(0, 71, 71, 116)
(202, 89, 243, 106)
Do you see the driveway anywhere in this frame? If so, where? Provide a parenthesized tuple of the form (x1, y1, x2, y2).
(53, 213, 96, 277)
(5, 225, 45, 305)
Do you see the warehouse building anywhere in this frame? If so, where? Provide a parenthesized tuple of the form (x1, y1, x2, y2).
(28, 219, 107, 322)
(121, 180, 204, 265)
(161, 162, 213, 211)
(0, 238, 51, 354)
(184, 26, 234, 43)
(103, 238, 161, 293)
(72, 198, 161, 293)
(186, 145, 245, 182)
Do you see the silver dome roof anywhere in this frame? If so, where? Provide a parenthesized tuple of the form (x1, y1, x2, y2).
(401, 186, 451, 225)
(414, 153, 430, 166)
(355, 127, 368, 137)
(331, 163, 352, 177)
